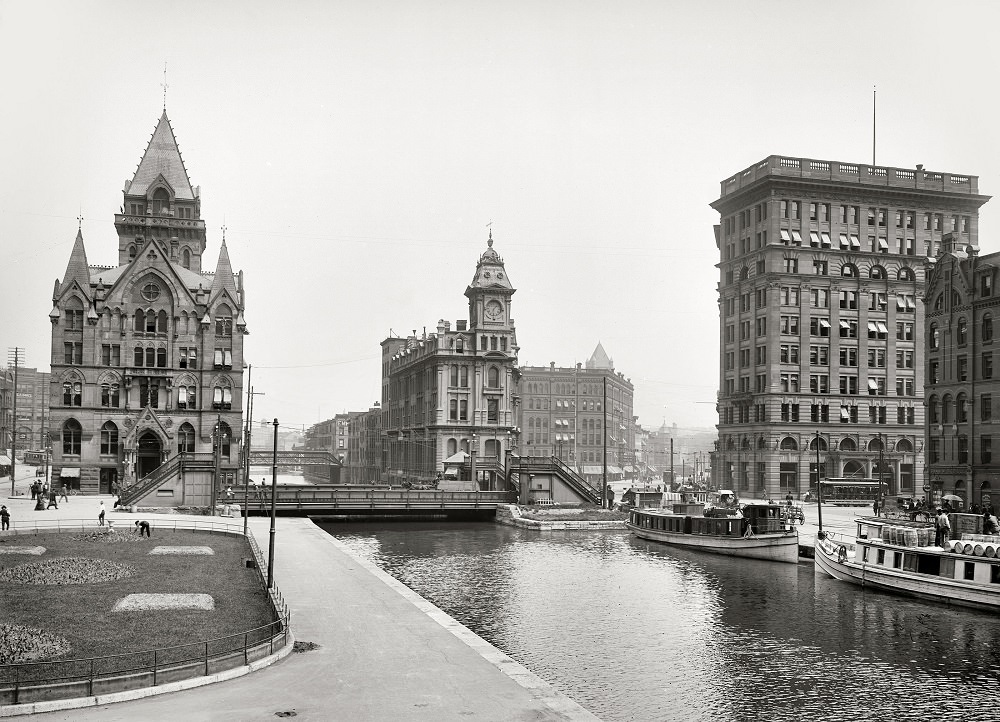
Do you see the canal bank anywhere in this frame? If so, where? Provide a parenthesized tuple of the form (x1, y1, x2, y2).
(23, 516, 596, 722)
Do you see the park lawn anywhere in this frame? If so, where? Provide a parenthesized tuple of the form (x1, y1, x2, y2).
(0, 529, 277, 671)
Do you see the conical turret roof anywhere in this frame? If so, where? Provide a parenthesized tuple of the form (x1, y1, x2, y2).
(210, 237, 239, 302)
(127, 111, 195, 200)
(586, 342, 613, 370)
(60, 228, 92, 296)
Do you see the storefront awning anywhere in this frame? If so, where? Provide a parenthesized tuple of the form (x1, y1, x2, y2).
(609, 466, 624, 474)
(0, 455, 11, 465)
(582, 465, 604, 475)
(60, 467, 80, 478)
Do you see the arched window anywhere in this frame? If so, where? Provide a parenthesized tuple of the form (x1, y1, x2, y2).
(447, 438, 457, 457)
(62, 380, 81, 407)
(157, 310, 168, 333)
(842, 459, 865, 477)
(487, 367, 500, 389)
(942, 394, 952, 423)
(897, 267, 915, 281)
(928, 396, 939, 424)
(156, 347, 167, 367)
(934, 294, 944, 311)
(145, 309, 156, 333)
(896, 439, 913, 453)
(841, 264, 858, 278)
(839, 438, 857, 452)
(957, 318, 968, 345)
(742, 437, 752, 451)
(62, 419, 82, 455)
(984, 314, 993, 343)
(450, 365, 458, 386)
(101, 381, 120, 408)
(957, 393, 968, 423)
(152, 187, 170, 214)
(740, 266, 750, 281)
(133, 345, 143, 366)
(952, 290, 962, 308)
(177, 383, 197, 410)
(215, 304, 233, 337)
(213, 378, 233, 410)
(177, 422, 196, 454)
(726, 437, 735, 451)
(100, 421, 119, 456)
(779, 436, 797, 451)
(145, 347, 155, 367)
(133, 309, 144, 331)
(459, 399, 467, 420)
(214, 421, 233, 459)
(182, 247, 191, 269)
(809, 436, 828, 451)
(758, 437, 767, 450)
(449, 398, 458, 420)
(869, 265, 886, 279)
(868, 437, 884, 452)
(128, 244, 137, 260)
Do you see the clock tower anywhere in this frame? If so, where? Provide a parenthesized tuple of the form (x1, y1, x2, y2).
(466, 230, 515, 330)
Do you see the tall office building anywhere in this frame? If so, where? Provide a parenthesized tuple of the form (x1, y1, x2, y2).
(710, 155, 988, 500)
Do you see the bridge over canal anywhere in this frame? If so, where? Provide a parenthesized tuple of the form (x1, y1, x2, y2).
(240, 486, 516, 519)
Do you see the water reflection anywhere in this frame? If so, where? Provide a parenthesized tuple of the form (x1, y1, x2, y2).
(323, 522, 1000, 721)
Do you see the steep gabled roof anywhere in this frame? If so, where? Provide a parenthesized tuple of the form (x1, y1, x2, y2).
(59, 228, 92, 298)
(586, 342, 613, 370)
(127, 111, 195, 200)
(209, 238, 239, 304)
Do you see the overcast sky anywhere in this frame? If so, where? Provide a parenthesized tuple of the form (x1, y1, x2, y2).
(2, 0, 999, 434)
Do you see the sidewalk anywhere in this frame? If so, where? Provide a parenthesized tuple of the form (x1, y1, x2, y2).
(11, 507, 597, 721)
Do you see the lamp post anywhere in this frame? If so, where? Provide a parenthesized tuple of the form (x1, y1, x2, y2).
(815, 430, 824, 532)
(267, 418, 278, 589)
(8, 348, 22, 496)
(470, 432, 477, 490)
(211, 415, 228, 516)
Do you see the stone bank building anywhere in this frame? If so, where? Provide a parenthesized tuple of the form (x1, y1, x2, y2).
(48, 112, 247, 502)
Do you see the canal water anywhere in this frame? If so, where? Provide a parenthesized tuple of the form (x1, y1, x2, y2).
(321, 521, 1000, 722)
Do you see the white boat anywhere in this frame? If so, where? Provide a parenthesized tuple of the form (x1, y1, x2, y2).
(627, 501, 800, 564)
(814, 516, 1000, 611)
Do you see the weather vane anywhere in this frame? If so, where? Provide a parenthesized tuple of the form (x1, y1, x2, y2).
(221, 222, 227, 242)
(77, 210, 83, 230)
(161, 62, 169, 110)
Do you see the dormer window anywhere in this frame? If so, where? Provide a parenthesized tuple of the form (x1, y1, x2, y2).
(152, 187, 170, 215)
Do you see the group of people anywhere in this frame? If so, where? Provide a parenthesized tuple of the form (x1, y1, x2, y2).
(30, 480, 68, 511)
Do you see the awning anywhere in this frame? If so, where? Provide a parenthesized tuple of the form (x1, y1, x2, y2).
(850, 235, 861, 249)
(443, 466, 460, 477)
(877, 322, 889, 334)
(60, 467, 81, 478)
(442, 451, 469, 464)
(0, 455, 10, 465)
(878, 238, 889, 250)
(582, 465, 604, 475)
(896, 296, 906, 311)
(821, 232, 832, 247)
(810, 231, 821, 246)
(647, 466, 659, 472)
(609, 466, 624, 474)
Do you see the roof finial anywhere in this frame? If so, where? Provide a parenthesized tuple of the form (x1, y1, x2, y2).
(77, 208, 83, 230)
(161, 61, 169, 111)
(221, 221, 227, 242)
(487, 220, 493, 247)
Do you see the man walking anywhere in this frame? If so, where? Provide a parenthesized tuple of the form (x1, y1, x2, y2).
(1, 505, 9, 531)
(46, 489, 58, 510)
(98, 500, 106, 526)
(59, 484, 69, 503)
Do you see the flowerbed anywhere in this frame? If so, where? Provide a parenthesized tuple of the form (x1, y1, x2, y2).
(0, 624, 72, 664)
(0, 557, 137, 585)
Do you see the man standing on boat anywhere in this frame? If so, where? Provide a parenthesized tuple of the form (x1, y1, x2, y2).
(935, 508, 951, 547)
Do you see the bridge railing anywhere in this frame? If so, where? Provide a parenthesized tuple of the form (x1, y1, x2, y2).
(240, 486, 514, 509)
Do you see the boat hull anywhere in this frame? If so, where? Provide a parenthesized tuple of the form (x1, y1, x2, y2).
(627, 522, 800, 564)
(814, 535, 1000, 611)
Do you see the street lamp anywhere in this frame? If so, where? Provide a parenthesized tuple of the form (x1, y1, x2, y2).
(470, 432, 478, 490)
(267, 418, 278, 589)
(211, 416, 229, 516)
(243, 387, 265, 535)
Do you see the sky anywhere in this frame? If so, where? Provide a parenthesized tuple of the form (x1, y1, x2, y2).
(2, 0, 999, 435)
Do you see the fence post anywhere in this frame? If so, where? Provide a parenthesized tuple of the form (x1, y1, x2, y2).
(153, 649, 157, 686)
(244, 632, 249, 666)
(89, 658, 95, 696)
(204, 642, 209, 676)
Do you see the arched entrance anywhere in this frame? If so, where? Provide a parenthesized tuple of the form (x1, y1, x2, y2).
(137, 431, 163, 479)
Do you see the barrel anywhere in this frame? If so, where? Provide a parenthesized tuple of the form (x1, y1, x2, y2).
(903, 528, 918, 548)
(985, 544, 997, 558)
(974, 544, 986, 556)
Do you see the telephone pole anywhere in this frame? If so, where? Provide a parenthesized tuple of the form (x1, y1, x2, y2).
(8, 348, 23, 495)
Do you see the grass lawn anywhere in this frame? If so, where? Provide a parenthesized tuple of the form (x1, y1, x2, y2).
(0, 529, 277, 677)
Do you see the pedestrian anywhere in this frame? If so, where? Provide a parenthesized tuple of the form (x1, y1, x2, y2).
(935, 508, 951, 547)
(225, 485, 234, 501)
(1, 505, 9, 531)
(46, 490, 58, 510)
(986, 511, 1000, 536)
(873, 498, 880, 517)
(59, 484, 68, 503)
(134, 520, 151, 537)
(98, 500, 106, 526)
(30, 481, 37, 500)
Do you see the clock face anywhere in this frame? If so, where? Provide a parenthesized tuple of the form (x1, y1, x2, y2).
(485, 300, 504, 321)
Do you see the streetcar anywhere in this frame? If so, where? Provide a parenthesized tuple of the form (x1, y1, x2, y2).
(816, 478, 883, 506)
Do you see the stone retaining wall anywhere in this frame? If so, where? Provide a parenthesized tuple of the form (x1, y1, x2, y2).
(494, 504, 626, 530)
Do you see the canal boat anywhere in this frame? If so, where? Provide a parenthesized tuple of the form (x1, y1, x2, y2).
(626, 501, 799, 564)
(814, 516, 1000, 611)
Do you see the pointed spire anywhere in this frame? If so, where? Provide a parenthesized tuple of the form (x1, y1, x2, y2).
(586, 342, 613, 370)
(60, 228, 92, 297)
(129, 112, 194, 200)
(210, 237, 239, 301)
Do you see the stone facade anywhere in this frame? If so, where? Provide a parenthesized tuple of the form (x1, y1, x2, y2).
(48, 112, 247, 501)
(711, 155, 989, 500)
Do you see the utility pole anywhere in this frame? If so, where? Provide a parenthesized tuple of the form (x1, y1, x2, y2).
(267, 418, 279, 589)
(8, 348, 22, 495)
(602, 376, 607, 508)
(816, 430, 824, 532)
